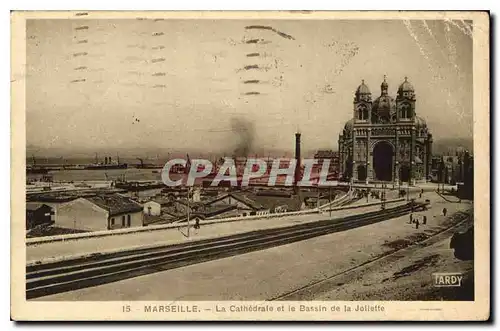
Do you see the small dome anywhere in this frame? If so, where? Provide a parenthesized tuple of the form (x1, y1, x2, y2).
(415, 116, 427, 129)
(344, 119, 354, 131)
(356, 80, 371, 95)
(398, 76, 414, 93)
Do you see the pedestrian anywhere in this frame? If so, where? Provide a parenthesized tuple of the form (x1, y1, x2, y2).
(409, 213, 413, 224)
(194, 218, 200, 230)
(415, 219, 420, 229)
(423, 215, 427, 224)
(443, 207, 448, 217)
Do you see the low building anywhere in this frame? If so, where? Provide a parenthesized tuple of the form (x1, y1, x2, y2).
(26, 188, 128, 220)
(205, 192, 268, 217)
(56, 194, 144, 231)
(143, 197, 171, 216)
(26, 203, 54, 230)
(204, 191, 306, 217)
(143, 200, 162, 216)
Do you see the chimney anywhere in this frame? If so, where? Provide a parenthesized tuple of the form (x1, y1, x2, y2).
(295, 132, 301, 189)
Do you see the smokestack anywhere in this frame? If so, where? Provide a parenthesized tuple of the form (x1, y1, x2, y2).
(295, 132, 301, 189)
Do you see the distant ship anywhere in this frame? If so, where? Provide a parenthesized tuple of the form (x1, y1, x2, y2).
(84, 154, 128, 170)
(27, 155, 49, 174)
(85, 163, 128, 170)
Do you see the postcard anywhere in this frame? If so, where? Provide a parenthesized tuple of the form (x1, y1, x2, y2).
(11, 10, 489, 321)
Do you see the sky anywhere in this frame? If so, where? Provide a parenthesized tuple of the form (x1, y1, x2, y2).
(26, 18, 473, 156)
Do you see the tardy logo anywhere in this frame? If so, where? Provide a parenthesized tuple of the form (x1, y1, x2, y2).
(432, 272, 463, 287)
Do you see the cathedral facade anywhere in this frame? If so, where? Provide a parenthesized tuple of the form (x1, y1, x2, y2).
(338, 77, 433, 184)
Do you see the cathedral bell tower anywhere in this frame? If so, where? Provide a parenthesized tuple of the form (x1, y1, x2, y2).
(396, 76, 416, 122)
(353, 79, 372, 123)
(350, 80, 373, 183)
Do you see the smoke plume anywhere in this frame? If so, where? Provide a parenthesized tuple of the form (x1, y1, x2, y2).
(230, 117, 255, 157)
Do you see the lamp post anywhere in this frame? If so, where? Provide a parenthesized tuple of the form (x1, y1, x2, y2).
(406, 180, 410, 201)
(444, 163, 448, 193)
(381, 182, 386, 210)
(350, 160, 356, 198)
(317, 186, 320, 210)
(366, 161, 370, 186)
(438, 159, 445, 194)
(404, 166, 409, 202)
(186, 186, 191, 238)
(396, 161, 401, 196)
(329, 187, 332, 217)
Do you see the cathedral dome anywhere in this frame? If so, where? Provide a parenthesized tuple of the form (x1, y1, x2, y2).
(372, 94, 396, 113)
(398, 77, 414, 93)
(354, 80, 372, 102)
(355, 80, 371, 95)
(371, 76, 395, 123)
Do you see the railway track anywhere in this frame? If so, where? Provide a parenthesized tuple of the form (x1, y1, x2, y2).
(26, 202, 424, 299)
(269, 210, 472, 301)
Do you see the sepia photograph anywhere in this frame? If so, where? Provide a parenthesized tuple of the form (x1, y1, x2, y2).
(11, 10, 490, 321)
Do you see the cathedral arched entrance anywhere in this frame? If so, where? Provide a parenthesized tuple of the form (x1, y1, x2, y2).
(400, 164, 411, 182)
(373, 141, 393, 181)
(357, 165, 367, 181)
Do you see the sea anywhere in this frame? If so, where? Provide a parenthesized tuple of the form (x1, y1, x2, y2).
(28, 169, 163, 182)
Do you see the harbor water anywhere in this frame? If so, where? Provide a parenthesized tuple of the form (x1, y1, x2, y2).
(29, 169, 163, 182)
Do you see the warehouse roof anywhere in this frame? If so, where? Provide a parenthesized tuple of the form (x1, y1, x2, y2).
(86, 194, 143, 216)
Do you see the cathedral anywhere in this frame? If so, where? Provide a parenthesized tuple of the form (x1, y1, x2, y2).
(338, 76, 433, 184)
